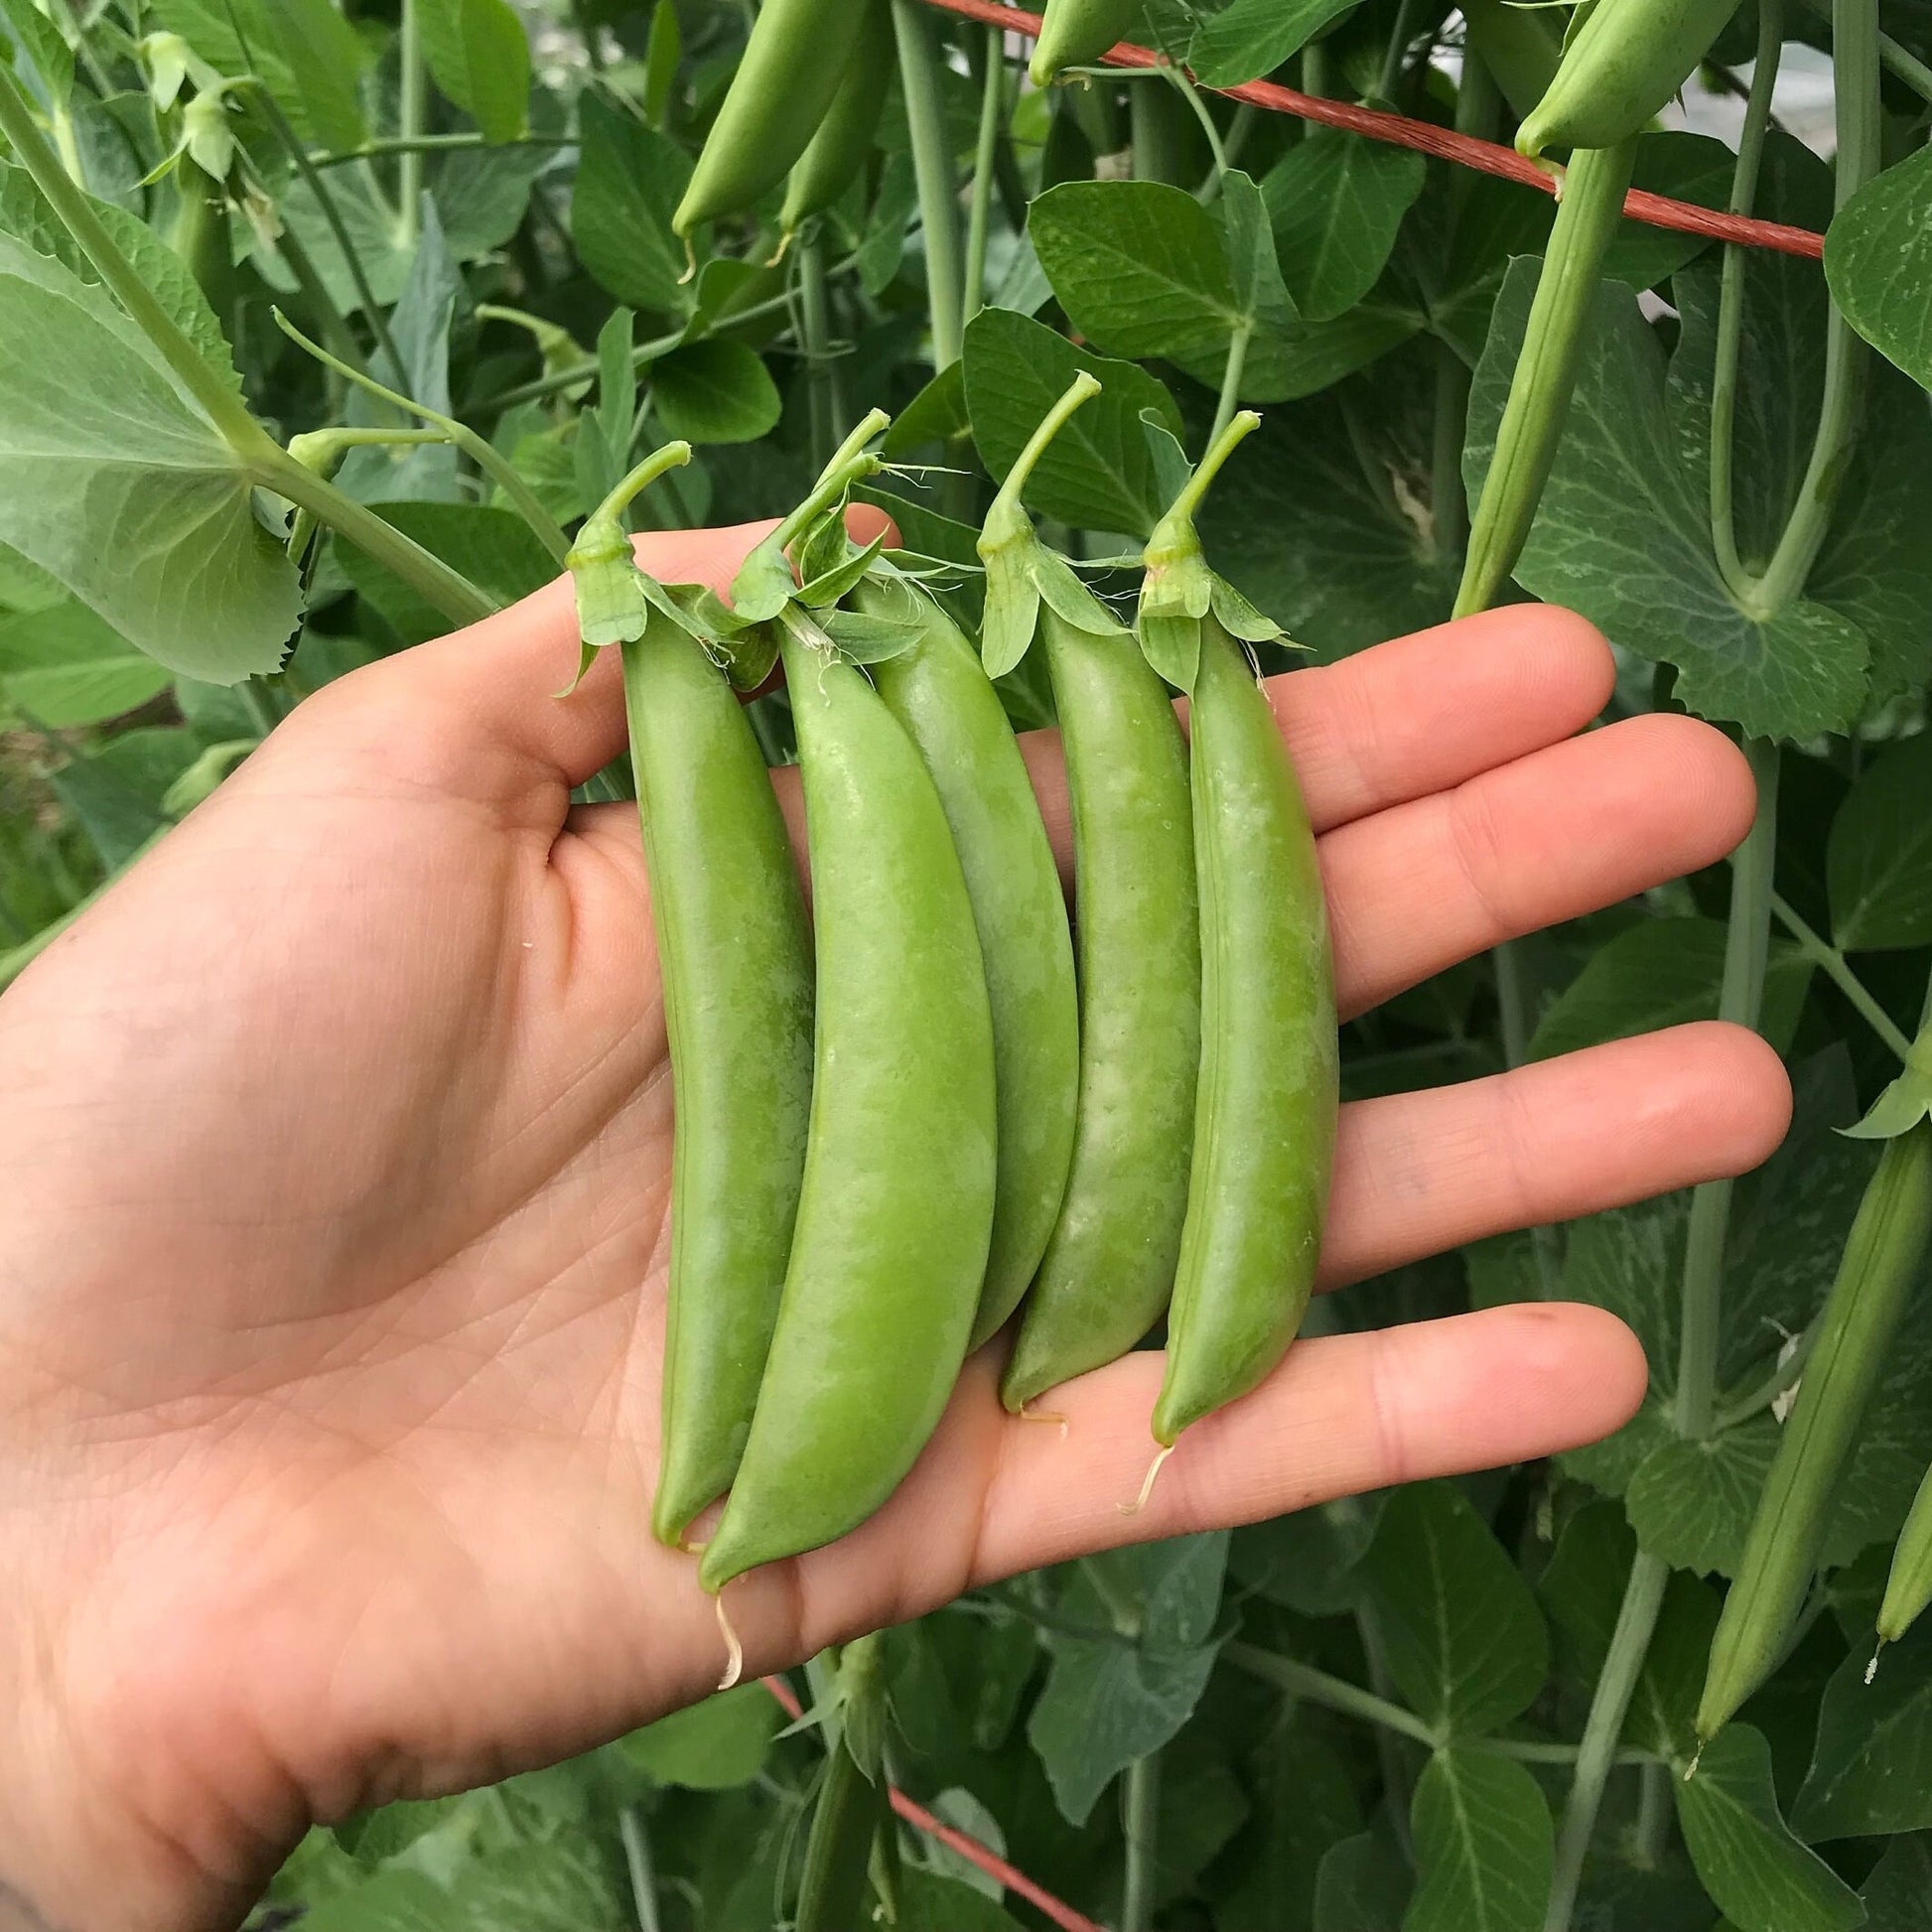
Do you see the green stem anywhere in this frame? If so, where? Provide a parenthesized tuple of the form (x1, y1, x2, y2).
(309, 131, 571, 169)
(962, 24, 1005, 331)
(1748, 0, 1878, 613)
(1709, 0, 1783, 598)
(1432, 342, 1472, 567)
(1209, 324, 1252, 451)
(246, 83, 405, 380)
(274, 310, 572, 564)
(774, 410, 890, 554)
(1121, 1754, 1161, 1932)
(0, 59, 270, 460)
(1226, 1643, 1439, 1748)
(50, 101, 87, 188)
(1633, 1760, 1671, 1869)
(1453, 139, 1638, 620)
(1674, 738, 1779, 1442)
(1713, 1313, 1819, 1432)
(1542, 1555, 1670, 1932)
(582, 441, 696, 535)
(892, 0, 964, 370)
(397, 0, 425, 246)
(1770, 890, 1912, 1061)
(798, 232, 845, 476)
(995, 372, 1098, 511)
(619, 1808, 661, 1932)
(1128, 76, 1188, 185)
(266, 204, 367, 378)
(1375, 0, 1433, 102)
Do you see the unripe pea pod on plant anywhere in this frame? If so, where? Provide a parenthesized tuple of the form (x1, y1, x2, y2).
(1136, 412, 1337, 1475)
(1877, 1460, 1932, 1655)
(1697, 1115, 1932, 1744)
(978, 372, 1205, 1419)
(1516, 0, 1746, 158)
(1029, 0, 1145, 86)
(777, 0, 895, 249)
(673, 0, 874, 240)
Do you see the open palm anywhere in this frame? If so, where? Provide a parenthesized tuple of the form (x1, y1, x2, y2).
(0, 519, 1787, 1932)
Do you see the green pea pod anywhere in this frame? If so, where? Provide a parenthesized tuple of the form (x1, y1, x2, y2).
(1879, 1460, 1932, 1649)
(674, 0, 872, 238)
(1030, 0, 1142, 85)
(795, 1635, 889, 1932)
(698, 620, 996, 1593)
(1458, 0, 1563, 121)
(622, 626, 815, 1549)
(1698, 1121, 1932, 1742)
(860, 573, 1079, 1348)
(778, 0, 894, 243)
(1001, 604, 1200, 1411)
(1517, 0, 1741, 157)
(1454, 138, 1636, 620)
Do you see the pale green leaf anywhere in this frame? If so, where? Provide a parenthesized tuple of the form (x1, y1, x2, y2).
(1826, 143, 1932, 394)
(265, 0, 368, 155)
(1405, 1748, 1553, 1932)
(619, 1683, 782, 1790)
(0, 599, 171, 725)
(1261, 133, 1425, 325)
(650, 340, 780, 446)
(1188, 0, 1363, 86)
(417, 0, 529, 143)
(572, 91, 696, 317)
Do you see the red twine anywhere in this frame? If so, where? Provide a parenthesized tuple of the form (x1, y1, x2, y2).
(920, 0, 1827, 260)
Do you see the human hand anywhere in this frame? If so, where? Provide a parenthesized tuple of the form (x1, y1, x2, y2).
(0, 518, 1786, 1932)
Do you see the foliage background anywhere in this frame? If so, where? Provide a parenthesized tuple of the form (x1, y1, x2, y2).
(5, 0, 1932, 1924)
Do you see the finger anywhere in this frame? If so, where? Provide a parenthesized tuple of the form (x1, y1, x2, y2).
(1271, 605, 1616, 833)
(1323, 712, 1756, 1018)
(304, 510, 897, 805)
(715, 1302, 1644, 1669)
(1320, 1022, 1791, 1288)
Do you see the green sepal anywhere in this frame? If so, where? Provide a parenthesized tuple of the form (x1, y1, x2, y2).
(820, 608, 926, 663)
(1210, 576, 1290, 645)
(566, 516, 650, 649)
(1138, 606, 1203, 692)
(1032, 545, 1125, 637)
(717, 619, 781, 690)
(792, 501, 853, 591)
(797, 527, 889, 609)
(1844, 1063, 1932, 1141)
(979, 536, 1042, 679)
(731, 529, 797, 623)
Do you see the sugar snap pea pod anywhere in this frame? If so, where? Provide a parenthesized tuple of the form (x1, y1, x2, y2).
(1453, 138, 1637, 620)
(795, 1634, 889, 1932)
(859, 571, 1079, 1347)
(564, 447, 814, 1551)
(778, 0, 894, 245)
(1697, 1119, 1932, 1742)
(698, 613, 997, 1594)
(1135, 415, 1337, 1453)
(1458, 0, 1563, 121)
(1030, 0, 1143, 85)
(673, 0, 872, 238)
(979, 374, 1202, 1415)
(1517, 0, 1743, 158)
(1878, 1461, 1932, 1650)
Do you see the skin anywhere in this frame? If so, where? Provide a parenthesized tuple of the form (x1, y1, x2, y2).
(1153, 617, 1337, 1447)
(0, 516, 1788, 1932)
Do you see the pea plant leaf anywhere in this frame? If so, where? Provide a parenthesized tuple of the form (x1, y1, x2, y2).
(1359, 1481, 1549, 1738)
(618, 1683, 781, 1791)
(1793, 1623, 1932, 1842)
(262, 0, 369, 156)
(1829, 736, 1932, 951)
(650, 340, 781, 446)
(1859, 1832, 1932, 1930)
(572, 91, 697, 319)
(1404, 1748, 1554, 1932)
(1675, 1726, 1864, 1932)
(1262, 133, 1426, 325)
(0, 599, 171, 726)
(1622, 1421, 1782, 1576)
(1188, 0, 1364, 86)
(1026, 1532, 1228, 1825)
(1464, 264, 1876, 739)
(962, 307, 1183, 536)
(1826, 142, 1932, 394)
(0, 0, 72, 111)
(1313, 1830, 1413, 1932)
(0, 234, 298, 683)
(416, 0, 530, 144)
(338, 502, 554, 646)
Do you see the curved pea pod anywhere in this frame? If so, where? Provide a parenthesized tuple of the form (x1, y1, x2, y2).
(1879, 1461, 1932, 1649)
(1516, 0, 1742, 158)
(1030, 0, 1142, 85)
(778, 0, 894, 243)
(1000, 604, 1201, 1412)
(698, 624, 997, 1593)
(860, 574, 1079, 1348)
(674, 0, 872, 238)
(1152, 616, 1336, 1445)
(1698, 1120, 1932, 1742)
(1458, 0, 1563, 121)
(622, 626, 816, 1550)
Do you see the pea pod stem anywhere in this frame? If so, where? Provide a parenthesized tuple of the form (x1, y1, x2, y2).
(1452, 138, 1638, 621)
(994, 370, 1101, 512)
(274, 309, 575, 565)
(776, 409, 892, 553)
